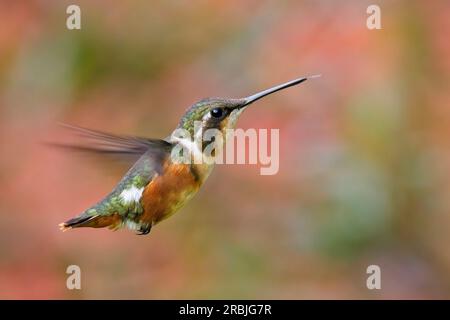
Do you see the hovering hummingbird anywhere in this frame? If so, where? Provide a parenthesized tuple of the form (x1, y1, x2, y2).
(58, 76, 318, 235)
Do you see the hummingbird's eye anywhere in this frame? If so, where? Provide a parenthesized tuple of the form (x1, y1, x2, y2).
(210, 108, 224, 119)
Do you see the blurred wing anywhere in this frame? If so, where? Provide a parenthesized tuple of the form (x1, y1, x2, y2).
(49, 123, 172, 162)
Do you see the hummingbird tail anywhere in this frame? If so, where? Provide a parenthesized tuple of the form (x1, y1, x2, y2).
(59, 214, 122, 231)
(59, 215, 96, 231)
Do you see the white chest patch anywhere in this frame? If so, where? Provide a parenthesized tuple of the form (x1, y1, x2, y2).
(171, 136, 204, 160)
(119, 186, 144, 204)
(124, 220, 141, 231)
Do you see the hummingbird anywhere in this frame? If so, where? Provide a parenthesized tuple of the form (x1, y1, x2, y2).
(58, 76, 317, 235)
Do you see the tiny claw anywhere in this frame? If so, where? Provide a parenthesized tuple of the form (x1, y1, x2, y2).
(136, 225, 151, 235)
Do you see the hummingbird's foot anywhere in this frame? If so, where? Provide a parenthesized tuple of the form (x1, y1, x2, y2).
(136, 224, 151, 235)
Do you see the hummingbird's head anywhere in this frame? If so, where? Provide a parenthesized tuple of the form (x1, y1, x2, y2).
(177, 98, 245, 136)
(177, 76, 319, 137)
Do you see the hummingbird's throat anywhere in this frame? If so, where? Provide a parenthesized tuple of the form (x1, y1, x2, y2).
(170, 108, 245, 169)
(171, 124, 223, 163)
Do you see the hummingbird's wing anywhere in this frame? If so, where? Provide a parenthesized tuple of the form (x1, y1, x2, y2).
(50, 124, 168, 163)
(58, 125, 174, 234)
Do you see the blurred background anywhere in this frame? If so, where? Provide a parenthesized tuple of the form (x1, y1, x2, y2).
(0, 0, 449, 299)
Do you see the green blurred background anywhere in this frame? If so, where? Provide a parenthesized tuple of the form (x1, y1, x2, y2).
(1, 0, 450, 299)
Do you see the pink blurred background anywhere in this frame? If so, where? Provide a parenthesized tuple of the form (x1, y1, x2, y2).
(1, 0, 450, 299)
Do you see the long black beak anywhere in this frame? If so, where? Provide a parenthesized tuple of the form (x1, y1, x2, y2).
(242, 75, 320, 107)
